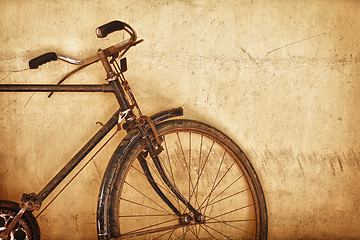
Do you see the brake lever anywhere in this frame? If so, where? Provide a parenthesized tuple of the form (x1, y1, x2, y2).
(47, 56, 100, 98)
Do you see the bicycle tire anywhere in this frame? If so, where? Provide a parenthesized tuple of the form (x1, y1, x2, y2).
(106, 119, 267, 239)
(0, 200, 40, 240)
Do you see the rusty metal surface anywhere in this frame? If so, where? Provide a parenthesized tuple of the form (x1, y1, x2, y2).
(0, 84, 113, 92)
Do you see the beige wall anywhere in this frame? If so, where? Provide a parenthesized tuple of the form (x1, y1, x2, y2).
(1, 0, 359, 239)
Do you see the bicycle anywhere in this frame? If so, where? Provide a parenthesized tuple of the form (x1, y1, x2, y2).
(0, 21, 267, 240)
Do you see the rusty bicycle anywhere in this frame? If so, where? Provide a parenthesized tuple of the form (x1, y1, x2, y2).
(0, 21, 267, 240)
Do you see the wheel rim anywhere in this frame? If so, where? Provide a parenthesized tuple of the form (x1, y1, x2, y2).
(116, 127, 263, 239)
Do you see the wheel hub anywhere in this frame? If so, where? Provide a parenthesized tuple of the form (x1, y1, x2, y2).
(179, 213, 206, 225)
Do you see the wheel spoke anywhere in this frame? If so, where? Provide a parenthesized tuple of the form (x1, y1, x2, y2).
(120, 213, 173, 218)
(152, 228, 176, 240)
(211, 188, 250, 208)
(203, 223, 233, 239)
(124, 180, 172, 215)
(202, 149, 227, 215)
(186, 132, 202, 210)
(130, 164, 185, 212)
(194, 135, 203, 210)
(172, 224, 193, 240)
(166, 228, 176, 240)
(199, 224, 219, 239)
(186, 225, 200, 240)
(209, 203, 255, 220)
(203, 203, 256, 237)
(199, 161, 235, 210)
(189, 140, 215, 209)
(176, 132, 196, 212)
(163, 137, 182, 209)
(119, 219, 180, 239)
(206, 218, 257, 224)
(144, 156, 190, 214)
(206, 174, 244, 206)
(200, 188, 250, 211)
(203, 213, 256, 237)
(120, 197, 170, 215)
(189, 132, 192, 204)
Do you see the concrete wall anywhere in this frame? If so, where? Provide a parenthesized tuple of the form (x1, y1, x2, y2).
(0, 0, 359, 239)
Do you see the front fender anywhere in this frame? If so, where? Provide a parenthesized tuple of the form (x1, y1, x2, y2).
(149, 107, 183, 124)
(96, 107, 183, 240)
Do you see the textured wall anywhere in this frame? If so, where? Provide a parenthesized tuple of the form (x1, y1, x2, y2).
(0, 0, 359, 239)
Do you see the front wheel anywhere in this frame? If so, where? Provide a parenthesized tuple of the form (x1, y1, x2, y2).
(108, 119, 267, 239)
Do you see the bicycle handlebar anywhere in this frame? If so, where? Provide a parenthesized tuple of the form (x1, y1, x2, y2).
(29, 52, 58, 69)
(29, 52, 84, 69)
(97, 21, 138, 58)
(29, 21, 138, 69)
(96, 21, 125, 38)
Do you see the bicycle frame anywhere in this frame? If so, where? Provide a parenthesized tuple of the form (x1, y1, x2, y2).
(0, 21, 205, 239)
(0, 20, 268, 240)
(0, 52, 200, 232)
(0, 78, 185, 220)
(0, 80, 120, 201)
(0, 38, 143, 205)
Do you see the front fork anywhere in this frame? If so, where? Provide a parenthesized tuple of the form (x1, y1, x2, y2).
(133, 119, 205, 225)
(99, 51, 204, 225)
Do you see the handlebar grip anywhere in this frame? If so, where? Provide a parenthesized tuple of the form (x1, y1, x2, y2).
(29, 52, 57, 69)
(96, 21, 125, 38)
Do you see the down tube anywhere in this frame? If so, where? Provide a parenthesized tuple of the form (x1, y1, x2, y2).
(37, 109, 120, 202)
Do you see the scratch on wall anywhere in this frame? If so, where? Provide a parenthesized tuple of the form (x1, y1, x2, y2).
(238, 45, 265, 71)
(23, 92, 35, 109)
(0, 73, 12, 83)
(296, 153, 304, 173)
(337, 155, 344, 172)
(266, 32, 329, 56)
